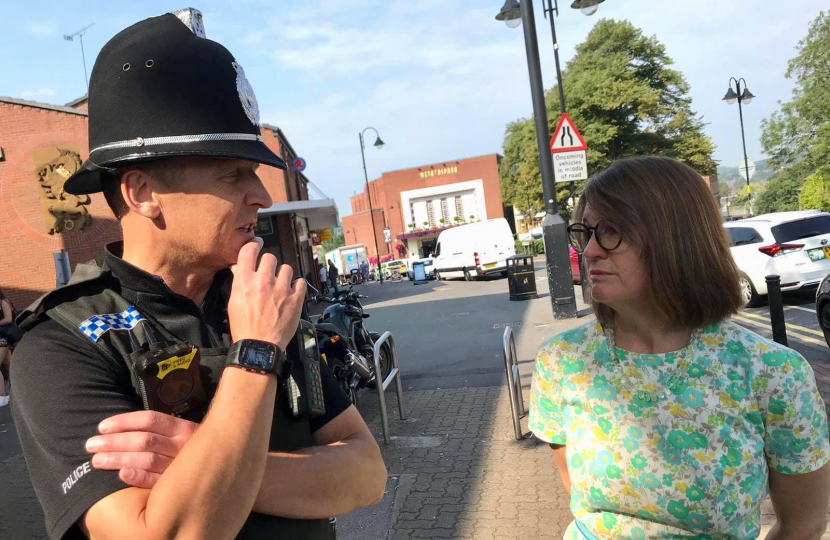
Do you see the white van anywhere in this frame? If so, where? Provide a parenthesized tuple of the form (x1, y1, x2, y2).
(434, 218, 516, 281)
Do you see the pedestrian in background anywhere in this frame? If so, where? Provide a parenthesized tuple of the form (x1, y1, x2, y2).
(328, 260, 339, 294)
(529, 156, 830, 539)
(0, 288, 15, 407)
(319, 262, 329, 294)
(360, 261, 369, 285)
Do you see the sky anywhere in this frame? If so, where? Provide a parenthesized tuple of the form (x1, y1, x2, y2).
(0, 0, 825, 217)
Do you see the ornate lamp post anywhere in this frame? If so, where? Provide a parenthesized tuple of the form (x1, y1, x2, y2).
(359, 127, 385, 283)
(723, 78, 756, 216)
(495, 0, 605, 319)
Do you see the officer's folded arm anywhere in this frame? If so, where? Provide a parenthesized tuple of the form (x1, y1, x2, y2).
(80, 368, 278, 540)
(251, 404, 387, 519)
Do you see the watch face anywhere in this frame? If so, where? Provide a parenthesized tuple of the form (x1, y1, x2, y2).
(241, 341, 276, 371)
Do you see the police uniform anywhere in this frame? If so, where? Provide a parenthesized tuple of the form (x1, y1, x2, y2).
(10, 11, 349, 540)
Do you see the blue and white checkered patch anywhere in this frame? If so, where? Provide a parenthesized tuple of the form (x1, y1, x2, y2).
(78, 306, 145, 342)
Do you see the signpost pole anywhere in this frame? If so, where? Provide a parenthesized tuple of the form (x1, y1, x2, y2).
(542, 0, 575, 211)
(519, 0, 576, 320)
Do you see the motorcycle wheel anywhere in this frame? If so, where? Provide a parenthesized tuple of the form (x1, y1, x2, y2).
(365, 342, 393, 389)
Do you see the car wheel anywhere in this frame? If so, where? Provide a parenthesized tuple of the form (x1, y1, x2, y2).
(464, 269, 473, 281)
(739, 274, 765, 308)
(820, 302, 830, 349)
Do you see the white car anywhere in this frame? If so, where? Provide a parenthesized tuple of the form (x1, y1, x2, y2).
(724, 210, 830, 306)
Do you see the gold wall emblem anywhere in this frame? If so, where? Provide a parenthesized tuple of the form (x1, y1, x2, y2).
(33, 147, 93, 235)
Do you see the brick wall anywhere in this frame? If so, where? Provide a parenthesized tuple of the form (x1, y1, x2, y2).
(341, 209, 388, 259)
(343, 154, 504, 260)
(0, 102, 123, 309)
(0, 102, 313, 309)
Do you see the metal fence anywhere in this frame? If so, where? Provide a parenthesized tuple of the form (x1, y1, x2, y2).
(373, 331, 406, 444)
(502, 326, 527, 440)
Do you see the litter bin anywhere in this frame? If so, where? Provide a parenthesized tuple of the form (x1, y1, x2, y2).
(507, 255, 537, 301)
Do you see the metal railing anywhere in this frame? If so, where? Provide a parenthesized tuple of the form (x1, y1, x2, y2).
(503, 326, 527, 440)
(373, 331, 406, 444)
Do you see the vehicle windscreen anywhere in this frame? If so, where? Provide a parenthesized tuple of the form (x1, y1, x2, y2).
(771, 216, 830, 243)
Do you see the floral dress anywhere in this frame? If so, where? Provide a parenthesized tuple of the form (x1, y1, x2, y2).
(529, 319, 830, 540)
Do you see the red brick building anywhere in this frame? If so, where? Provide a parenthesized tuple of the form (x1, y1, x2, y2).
(342, 153, 509, 261)
(0, 95, 335, 309)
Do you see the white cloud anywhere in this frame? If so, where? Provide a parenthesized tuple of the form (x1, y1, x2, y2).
(20, 88, 56, 98)
(27, 23, 54, 37)
(243, 31, 265, 46)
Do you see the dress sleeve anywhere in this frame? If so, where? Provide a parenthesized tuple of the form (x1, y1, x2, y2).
(760, 348, 830, 475)
(529, 337, 567, 445)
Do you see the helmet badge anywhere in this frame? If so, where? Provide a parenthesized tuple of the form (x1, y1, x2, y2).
(232, 61, 260, 126)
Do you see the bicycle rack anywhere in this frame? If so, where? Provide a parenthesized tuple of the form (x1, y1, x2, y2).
(503, 326, 527, 440)
(373, 331, 406, 444)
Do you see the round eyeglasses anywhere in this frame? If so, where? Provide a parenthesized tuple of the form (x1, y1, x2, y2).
(567, 221, 623, 253)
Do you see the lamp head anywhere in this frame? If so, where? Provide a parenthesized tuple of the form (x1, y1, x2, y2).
(722, 87, 739, 104)
(570, 0, 605, 16)
(741, 88, 755, 104)
(373, 136, 385, 149)
(496, 0, 522, 28)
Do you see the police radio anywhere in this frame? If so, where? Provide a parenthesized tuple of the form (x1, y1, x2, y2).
(128, 326, 208, 421)
(284, 319, 326, 419)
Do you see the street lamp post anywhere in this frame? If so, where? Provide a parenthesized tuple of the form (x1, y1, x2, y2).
(496, 0, 577, 320)
(723, 77, 756, 216)
(359, 127, 386, 284)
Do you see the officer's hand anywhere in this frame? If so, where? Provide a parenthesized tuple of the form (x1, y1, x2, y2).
(86, 411, 198, 489)
(228, 237, 306, 350)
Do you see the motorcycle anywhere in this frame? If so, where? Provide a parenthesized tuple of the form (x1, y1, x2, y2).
(306, 282, 393, 405)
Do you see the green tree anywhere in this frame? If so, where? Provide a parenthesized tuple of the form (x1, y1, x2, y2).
(321, 229, 345, 253)
(732, 183, 764, 207)
(500, 19, 716, 221)
(800, 173, 830, 211)
(755, 175, 801, 214)
(760, 12, 830, 172)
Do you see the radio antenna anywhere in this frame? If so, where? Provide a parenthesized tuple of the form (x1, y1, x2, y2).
(64, 23, 94, 93)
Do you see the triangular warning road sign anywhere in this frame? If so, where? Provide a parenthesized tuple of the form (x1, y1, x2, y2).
(550, 113, 587, 153)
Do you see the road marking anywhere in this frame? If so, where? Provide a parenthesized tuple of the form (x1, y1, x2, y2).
(739, 310, 825, 337)
(785, 306, 817, 314)
(732, 314, 827, 347)
(493, 322, 552, 329)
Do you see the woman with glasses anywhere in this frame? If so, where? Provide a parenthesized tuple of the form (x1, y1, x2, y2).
(529, 156, 830, 539)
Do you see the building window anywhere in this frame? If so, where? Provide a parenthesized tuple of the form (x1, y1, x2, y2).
(410, 202, 416, 227)
(455, 197, 464, 221)
(427, 200, 436, 228)
(440, 198, 449, 225)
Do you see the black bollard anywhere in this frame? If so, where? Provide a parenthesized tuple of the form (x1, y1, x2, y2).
(766, 275, 788, 346)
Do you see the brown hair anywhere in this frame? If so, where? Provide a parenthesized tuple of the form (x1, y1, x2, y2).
(575, 156, 742, 329)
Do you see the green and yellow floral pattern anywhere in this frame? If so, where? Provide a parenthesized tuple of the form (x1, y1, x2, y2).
(529, 319, 829, 540)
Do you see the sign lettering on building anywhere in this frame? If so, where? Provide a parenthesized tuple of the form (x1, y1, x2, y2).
(419, 166, 458, 179)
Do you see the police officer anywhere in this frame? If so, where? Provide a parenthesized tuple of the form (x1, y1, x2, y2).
(11, 10, 386, 540)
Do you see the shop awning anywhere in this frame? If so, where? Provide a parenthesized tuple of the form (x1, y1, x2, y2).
(258, 199, 340, 230)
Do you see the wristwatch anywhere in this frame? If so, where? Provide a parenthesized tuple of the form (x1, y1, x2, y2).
(226, 339, 289, 378)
